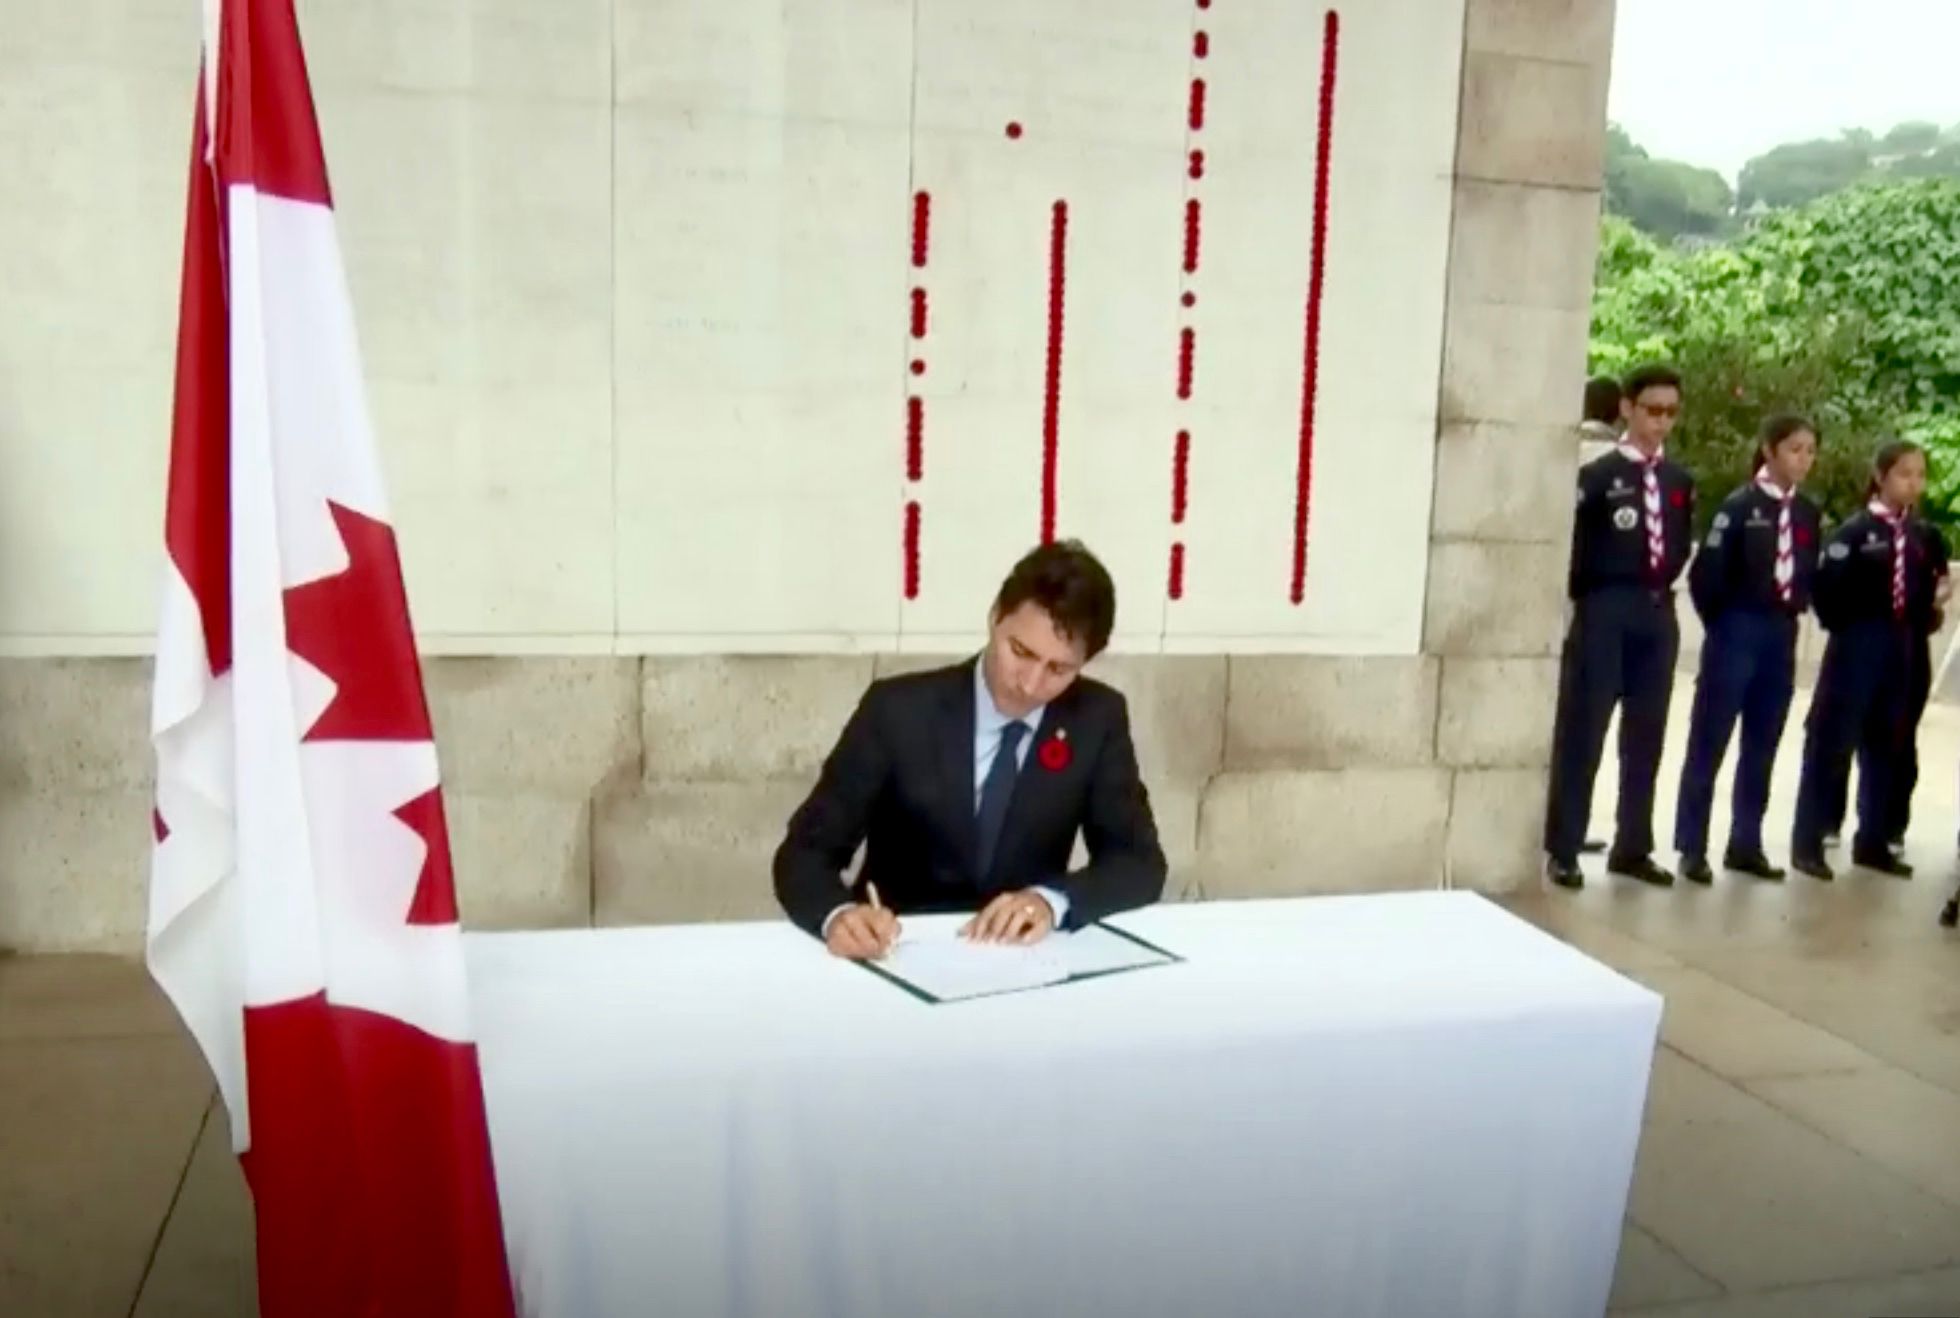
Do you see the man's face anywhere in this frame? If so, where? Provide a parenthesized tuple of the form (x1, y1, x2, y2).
(982, 602, 1088, 719)
(1621, 385, 1681, 452)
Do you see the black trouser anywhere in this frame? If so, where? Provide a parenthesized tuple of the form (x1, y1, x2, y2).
(1872, 631, 1931, 841)
(1672, 610, 1797, 859)
(1793, 621, 1912, 859)
(1545, 586, 1680, 864)
(1822, 632, 1931, 845)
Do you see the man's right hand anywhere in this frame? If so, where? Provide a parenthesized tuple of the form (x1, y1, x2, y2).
(824, 903, 900, 960)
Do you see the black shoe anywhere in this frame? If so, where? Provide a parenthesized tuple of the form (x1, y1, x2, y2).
(1609, 854, 1674, 887)
(1723, 850, 1786, 881)
(1579, 838, 1607, 855)
(1854, 850, 1914, 878)
(1679, 854, 1714, 885)
(1791, 852, 1834, 881)
(1941, 898, 1959, 929)
(1546, 856, 1584, 889)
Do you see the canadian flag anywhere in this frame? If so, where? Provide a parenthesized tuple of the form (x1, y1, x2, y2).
(145, 2, 517, 1314)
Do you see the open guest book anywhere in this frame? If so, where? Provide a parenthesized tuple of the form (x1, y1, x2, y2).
(858, 913, 1181, 1004)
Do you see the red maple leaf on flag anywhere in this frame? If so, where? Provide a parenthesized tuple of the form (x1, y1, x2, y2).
(393, 788, 459, 926)
(282, 501, 433, 744)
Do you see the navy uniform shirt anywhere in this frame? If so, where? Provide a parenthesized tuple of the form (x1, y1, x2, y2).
(1813, 503, 1950, 635)
(1568, 444, 1697, 600)
(1687, 479, 1823, 621)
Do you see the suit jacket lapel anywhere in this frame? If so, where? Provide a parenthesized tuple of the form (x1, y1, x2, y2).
(942, 659, 980, 875)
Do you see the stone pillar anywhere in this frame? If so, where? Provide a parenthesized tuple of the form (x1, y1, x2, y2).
(0, 661, 155, 951)
(1430, 0, 1615, 888)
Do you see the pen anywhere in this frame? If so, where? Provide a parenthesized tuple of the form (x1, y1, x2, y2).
(866, 882, 894, 955)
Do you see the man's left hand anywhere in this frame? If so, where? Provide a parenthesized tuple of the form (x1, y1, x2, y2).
(961, 890, 1055, 945)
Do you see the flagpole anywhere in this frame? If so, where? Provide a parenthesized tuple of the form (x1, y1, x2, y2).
(201, 0, 222, 161)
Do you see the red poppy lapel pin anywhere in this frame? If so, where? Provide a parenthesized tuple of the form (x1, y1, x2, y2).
(1669, 488, 1687, 509)
(1795, 525, 1812, 547)
(1037, 728, 1071, 771)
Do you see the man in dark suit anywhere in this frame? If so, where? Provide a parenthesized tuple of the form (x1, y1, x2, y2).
(773, 540, 1168, 959)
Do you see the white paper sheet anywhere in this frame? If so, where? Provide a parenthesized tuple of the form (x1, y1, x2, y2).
(867, 917, 1176, 1002)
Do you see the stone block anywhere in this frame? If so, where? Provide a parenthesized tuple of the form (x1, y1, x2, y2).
(1430, 421, 1576, 545)
(0, 1033, 216, 1318)
(1629, 1053, 1960, 1292)
(1194, 770, 1451, 897)
(642, 656, 875, 782)
(1465, 0, 1616, 67)
(0, 789, 149, 953)
(300, 0, 612, 101)
(872, 653, 967, 681)
(1079, 655, 1226, 786)
(592, 782, 811, 926)
(1423, 542, 1566, 657)
(0, 658, 152, 791)
(0, 953, 184, 1043)
(1447, 768, 1549, 892)
(447, 792, 591, 931)
(1437, 657, 1559, 767)
(1457, 50, 1611, 190)
(129, 1095, 257, 1318)
(1152, 781, 1202, 881)
(1439, 300, 1594, 429)
(1448, 180, 1602, 313)
(424, 657, 639, 794)
(1224, 658, 1438, 770)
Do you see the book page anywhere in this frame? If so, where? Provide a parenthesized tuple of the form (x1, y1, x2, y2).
(868, 919, 1176, 1002)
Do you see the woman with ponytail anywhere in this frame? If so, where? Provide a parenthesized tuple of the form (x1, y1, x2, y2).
(1792, 441, 1950, 880)
(1673, 415, 1822, 883)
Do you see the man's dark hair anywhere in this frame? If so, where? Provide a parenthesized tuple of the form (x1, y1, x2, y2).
(993, 540, 1116, 660)
(1582, 376, 1621, 425)
(1620, 363, 1683, 405)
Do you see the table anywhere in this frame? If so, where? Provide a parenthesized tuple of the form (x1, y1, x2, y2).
(467, 891, 1662, 1318)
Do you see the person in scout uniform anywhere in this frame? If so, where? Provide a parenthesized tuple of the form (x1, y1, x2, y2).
(1671, 415, 1824, 884)
(1545, 364, 1697, 889)
(1791, 442, 1950, 881)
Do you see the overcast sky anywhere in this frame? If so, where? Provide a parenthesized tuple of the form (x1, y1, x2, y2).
(1608, 0, 1960, 182)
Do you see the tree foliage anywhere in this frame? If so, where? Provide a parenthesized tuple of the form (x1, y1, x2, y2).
(1607, 120, 1960, 242)
(1605, 122, 1734, 240)
(1737, 122, 1960, 212)
(1736, 135, 1873, 212)
(1590, 180, 1960, 542)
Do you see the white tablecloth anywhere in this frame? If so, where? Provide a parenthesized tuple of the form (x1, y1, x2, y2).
(467, 892, 1661, 1318)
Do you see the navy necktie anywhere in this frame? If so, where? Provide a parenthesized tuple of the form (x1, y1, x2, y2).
(975, 722, 1028, 880)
